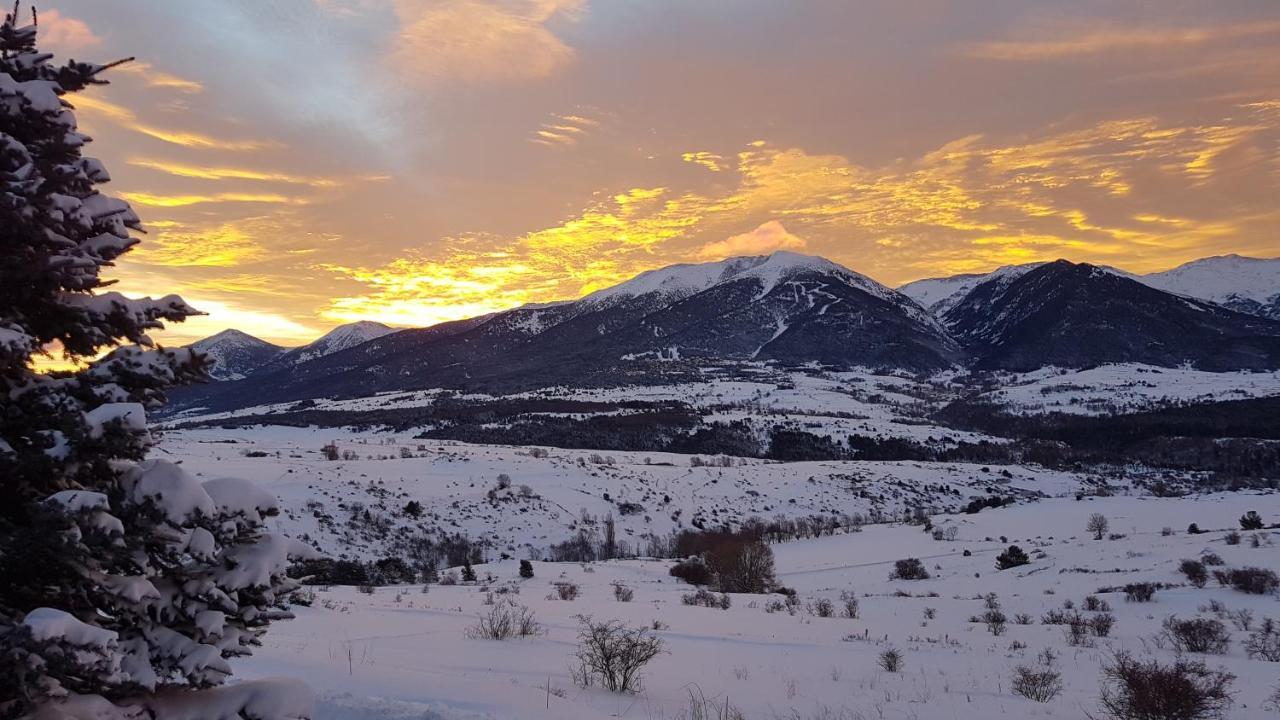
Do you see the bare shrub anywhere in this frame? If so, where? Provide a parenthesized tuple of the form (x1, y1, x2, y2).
(674, 687, 745, 720)
(1200, 552, 1224, 566)
(808, 598, 834, 618)
(1012, 649, 1063, 703)
(1124, 583, 1156, 602)
(1084, 595, 1110, 612)
(1224, 567, 1279, 595)
(890, 558, 930, 580)
(682, 588, 731, 609)
(982, 609, 1008, 636)
(466, 600, 543, 640)
(1066, 615, 1093, 647)
(1227, 608, 1253, 631)
(613, 583, 634, 602)
(1090, 613, 1116, 637)
(1224, 531, 1241, 546)
(1098, 652, 1234, 720)
(840, 592, 859, 619)
(1180, 560, 1208, 589)
(554, 581, 580, 601)
(878, 647, 903, 672)
(1163, 616, 1231, 655)
(1014, 613, 1033, 625)
(1244, 618, 1280, 661)
(572, 616, 664, 693)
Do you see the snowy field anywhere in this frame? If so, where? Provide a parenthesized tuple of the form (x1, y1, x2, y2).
(982, 364, 1280, 416)
(228, 492, 1280, 719)
(160, 426, 1085, 561)
(149, 427, 1280, 719)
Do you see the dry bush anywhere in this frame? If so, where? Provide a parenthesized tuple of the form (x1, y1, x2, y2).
(808, 598, 834, 618)
(1091, 613, 1116, 637)
(877, 648, 903, 672)
(840, 592, 859, 619)
(1098, 652, 1234, 720)
(1012, 649, 1063, 703)
(554, 581, 580, 601)
(1180, 560, 1208, 589)
(673, 687, 745, 720)
(1084, 595, 1111, 612)
(682, 588, 731, 609)
(1244, 618, 1280, 662)
(572, 616, 664, 693)
(1163, 616, 1231, 655)
(1124, 583, 1156, 602)
(1224, 567, 1279, 595)
(890, 558, 930, 581)
(613, 583, 634, 602)
(466, 600, 543, 640)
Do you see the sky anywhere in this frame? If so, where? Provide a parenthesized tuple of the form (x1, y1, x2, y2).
(39, 0, 1280, 346)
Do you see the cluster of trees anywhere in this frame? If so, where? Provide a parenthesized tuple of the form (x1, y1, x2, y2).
(662, 524, 779, 594)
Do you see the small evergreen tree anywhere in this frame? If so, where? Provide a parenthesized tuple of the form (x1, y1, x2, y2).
(995, 545, 1030, 570)
(519, 559, 534, 579)
(0, 7, 315, 717)
(1240, 511, 1264, 531)
(461, 558, 477, 582)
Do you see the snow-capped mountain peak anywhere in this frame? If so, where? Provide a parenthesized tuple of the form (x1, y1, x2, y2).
(189, 329, 287, 381)
(292, 321, 395, 363)
(1138, 254, 1280, 319)
(583, 251, 896, 307)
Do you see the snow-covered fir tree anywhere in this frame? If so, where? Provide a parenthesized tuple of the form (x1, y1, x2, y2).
(0, 7, 316, 719)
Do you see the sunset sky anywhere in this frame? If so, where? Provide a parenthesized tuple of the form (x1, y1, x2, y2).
(45, 0, 1280, 346)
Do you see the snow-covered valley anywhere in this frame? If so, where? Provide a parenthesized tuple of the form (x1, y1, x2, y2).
(155, 424, 1280, 719)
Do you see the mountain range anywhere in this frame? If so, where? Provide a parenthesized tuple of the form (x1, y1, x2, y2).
(188, 321, 393, 381)
(173, 252, 1280, 413)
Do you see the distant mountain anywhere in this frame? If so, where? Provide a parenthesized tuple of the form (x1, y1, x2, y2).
(189, 321, 396, 382)
(189, 330, 286, 381)
(942, 260, 1280, 371)
(1138, 254, 1280, 321)
(263, 321, 395, 370)
(904, 253, 1280, 321)
(899, 263, 1044, 317)
(169, 252, 961, 412)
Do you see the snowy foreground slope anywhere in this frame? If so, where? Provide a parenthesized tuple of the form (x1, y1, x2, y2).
(155, 427, 1280, 719)
(227, 492, 1280, 720)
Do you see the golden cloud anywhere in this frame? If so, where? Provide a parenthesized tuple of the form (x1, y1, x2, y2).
(74, 94, 276, 151)
(130, 221, 269, 267)
(127, 158, 341, 187)
(391, 0, 584, 84)
(697, 220, 806, 259)
(682, 151, 727, 172)
(967, 20, 1280, 61)
(114, 62, 204, 94)
(120, 191, 309, 208)
(321, 105, 1276, 324)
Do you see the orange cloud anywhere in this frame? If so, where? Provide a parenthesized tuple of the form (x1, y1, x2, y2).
(967, 20, 1280, 61)
(120, 191, 308, 208)
(392, 0, 584, 84)
(697, 220, 806, 259)
(127, 158, 340, 187)
(37, 9, 101, 51)
(683, 151, 727, 172)
(114, 62, 204, 94)
(74, 94, 276, 151)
